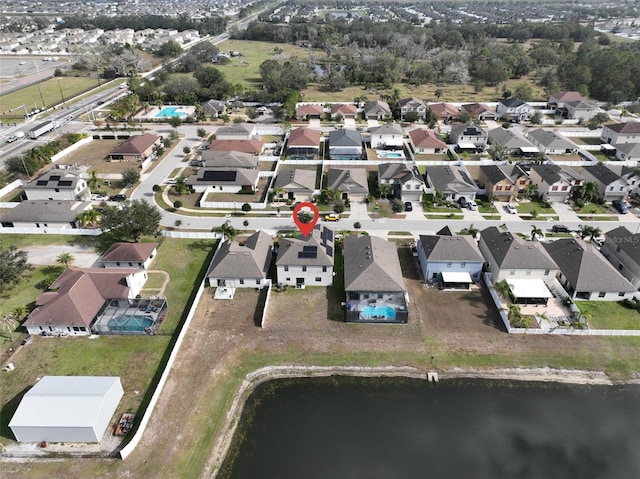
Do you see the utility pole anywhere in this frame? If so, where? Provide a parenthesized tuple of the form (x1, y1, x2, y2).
(57, 79, 66, 106)
(36, 85, 46, 109)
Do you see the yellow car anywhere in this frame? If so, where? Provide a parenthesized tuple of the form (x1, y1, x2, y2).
(324, 213, 340, 222)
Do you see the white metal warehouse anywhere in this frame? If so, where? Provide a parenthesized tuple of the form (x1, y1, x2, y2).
(9, 376, 124, 443)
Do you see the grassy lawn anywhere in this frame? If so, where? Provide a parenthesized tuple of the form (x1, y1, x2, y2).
(61, 139, 129, 173)
(482, 214, 502, 220)
(368, 200, 392, 218)
(1, 77, 100, 122)
(577, 215, 619, 221)
(515, 200, 555, 214)
(0, 238, 215, 447)
(573, 203, 612, 214)
(0, 234, 82, 248)
(426, 213, 464, 219)
(581, 301, 640, 330)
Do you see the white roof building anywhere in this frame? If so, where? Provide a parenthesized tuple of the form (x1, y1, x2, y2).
(9, 376, 124, 443)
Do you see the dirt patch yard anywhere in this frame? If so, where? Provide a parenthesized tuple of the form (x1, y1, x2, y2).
(60, 139, 144, 175)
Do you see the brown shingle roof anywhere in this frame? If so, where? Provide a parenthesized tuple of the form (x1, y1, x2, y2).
(100, 242, 158, 263)
(408, 128, 447, 149)
(110, 133, 159, 155)
(287, 127, 321, 147)
(208, 139, 264, 155)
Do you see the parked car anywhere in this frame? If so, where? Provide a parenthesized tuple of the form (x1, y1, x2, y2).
(592, 236, 605, 247)
(324, 213, 340, 222)
(612, 200, 629, 214)
(404, 202, 413, 212)
(551, 224, 571, 233)
(467, 200, 477, 211)
(21, 335, 32, 346)
(6, 136, 17, 143)
(189, 160, 203, 167)
(110, 194, 127, 201)
(91, 194, 109, 201)
(505, 203, 518, 214)
(166, 179, 178, 185)
(458, 197, 468, 208)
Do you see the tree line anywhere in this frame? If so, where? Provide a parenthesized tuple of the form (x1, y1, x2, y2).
(57, 14, 226, 36)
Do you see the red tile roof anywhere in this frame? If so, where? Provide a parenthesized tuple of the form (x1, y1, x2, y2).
(287, 127, 321, 147)
(110, 133, 159, 155)
(409, 128, 447, 149)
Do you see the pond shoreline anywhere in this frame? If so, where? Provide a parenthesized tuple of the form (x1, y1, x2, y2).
(207, 365, 626, 477)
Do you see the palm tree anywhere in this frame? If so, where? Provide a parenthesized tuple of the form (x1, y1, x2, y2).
(78, 209, 100, 228)
(524, 182, 538, 200)
(12, 306, 27, 322)
(580, 181, 600, 203)
(507, 303, 530, 328)
(494, 279, 513, 302)
(578, 224, 594, 240)
(173, 175, 190, 195)
(87, 170, 104, 192)
(0, 315, 18, 340)
(379, 183, 392, 199)
(588, 226, 602, 241)
(531, 225, 543, 241)
(214, 221, 238, 242)
(273, 187, 285, 204)
(56, 252, 74, 268)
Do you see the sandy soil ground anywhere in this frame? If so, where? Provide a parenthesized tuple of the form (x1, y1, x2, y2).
(26, 245, 100, 268)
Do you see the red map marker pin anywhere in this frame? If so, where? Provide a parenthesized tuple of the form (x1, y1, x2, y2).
(292, 202, 319, 237)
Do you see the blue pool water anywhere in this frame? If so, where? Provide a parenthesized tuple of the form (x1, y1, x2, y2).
(361, 306, 396, 320)
(107, 315, 154, 332)
(378, 151, 403, 158)
(155, 107, 186, 118)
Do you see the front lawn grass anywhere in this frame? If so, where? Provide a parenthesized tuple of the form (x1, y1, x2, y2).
(573, 203, 611, 214)
(515, 200, 555, 214)
(577, 215, 619, 221)
(581, 301, 640, 330)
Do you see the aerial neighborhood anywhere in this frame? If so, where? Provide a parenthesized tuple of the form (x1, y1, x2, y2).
(2, 2, 640, 475)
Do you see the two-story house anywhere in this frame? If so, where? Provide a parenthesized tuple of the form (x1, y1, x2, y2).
(417, 234, 485, 288)
(477, 164, 529, 202)
(580, 163, 629, 202)
(276, 225, 335, 288)
(600, 226, 640, 289)
(24, 171, 91, 201)
(449, 122, 488, 151)
(425, 165, 477, 202)
(528, 164, 584, 202)
(496, 98, 533, 123)
(369, 123, 404, 150)
(377, 163, 424, 202)
(601, 122, 640, 145)
(398, 97, 427, 120)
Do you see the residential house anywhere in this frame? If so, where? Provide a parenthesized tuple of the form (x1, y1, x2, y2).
(295, 103, 324, 121)
(548, 91, 586, 110)
(330, 103, 358, 120)
(276, 225, 335, 287)
(600, 226, 640, 289)
(22, 267, 149, 336)
(528, 164, 584, 202)
(496, 98, 533, 123)
(580, 163, 629, 201)
(561, 100, 599, 121)
(363, 100, 392, 121)
(100, 242, 158, 269)
(207, 139, 264, 155)
(23, 171, 91, 201)
(186, 167, 259, 193)
(449, 122, 488, 151)
(526, 128, 578, 155)
(614, 142, 640, 163)
(487, 127, 539, 157)
(429, 103, 458, 121)
(408, 128, 447, 154)
(285, 127, 321, 160)
(326, 167, 369, 202)
(215, 123, 259, 141)
(478, 164, 529, 202)
(343, 235, 408, 323)
(201, 150, 259, 169)
(0, 200, 92, 229)
(478, 226, 559, 304)
(378, 163, 424, 202)
(425, 165, 477, 202)
(461, 103, 497, 121)
(108, 133, 160, 161)
(369, 123, 404, 149)
(417, 234, 485, 288)
(201, 99, 226, 118)
(543, 238, 637, 301)
(606, 164, 640, 196)
(273, 168, 317, 202)
(328, 129, 363, 160)
(398, 97, 427, 120)
(207, 230, 272, 289)
(601, 122, 640, 145)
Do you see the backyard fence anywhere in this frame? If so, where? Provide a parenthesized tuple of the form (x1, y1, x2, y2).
(0, 227, 102, 235)
(161, 231, 220, 239)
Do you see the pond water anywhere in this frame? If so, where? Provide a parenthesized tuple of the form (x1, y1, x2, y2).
(218, 376, 640, 479)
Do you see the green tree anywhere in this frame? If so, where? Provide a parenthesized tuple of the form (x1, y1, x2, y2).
(379, 183, 392, 199)
(494, 279, 513, 302)
(156, 40, 183, 58)
(56, 252, 74, 268)
(333, 202, 345, 214)
(87, 170, 105, 192)
(0, 315, 18, 340)
(183, 146, 191, 155)
(173, 175, 190, 195)
(197, 127, 207, 139)
(122, 168, 141, 186)
(0, 245, 33, 293)
(241, 203, 252, 214)
(530, 225, 543, 241)
(214, 221, 238, 241)
(580, 181, 600, 203)
(78, 209, 100, 228)
(100, 199, 161, 242)
(390, 198, 404, 213)
(168, 116, 183, 129)
(507, 303, 530, 328)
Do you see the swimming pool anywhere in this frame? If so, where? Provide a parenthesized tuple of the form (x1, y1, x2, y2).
(361, 306, 396, 320)
(377, 151, 404, 158)
(155, 107, 187, 118)
(107, 315, 155, 332)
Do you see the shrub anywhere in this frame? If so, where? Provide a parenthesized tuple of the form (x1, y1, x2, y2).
(390, 199, 404, 213)
(174, 200, 183, 208)
(152, 184, 161, 192)
(353, 222, 361, 230)
(574, 198, 585, 208)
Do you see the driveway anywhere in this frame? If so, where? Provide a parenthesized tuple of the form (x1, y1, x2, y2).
(494, 201, 523, 221)
(348, 198, 370, 220)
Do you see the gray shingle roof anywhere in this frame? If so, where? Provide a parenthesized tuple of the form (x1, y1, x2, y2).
(273, 168, 316, 192)
(276, 226, 334, 267)
(201, 151, 259, 169)
(370, 123, 403, 136)
(605, 122, 640, 134)
(327, 168, 369, 194)
(0, 200, 90, 223)
(488, 127, 537, 150)
(25, 172, 84, 191)
(604, 226, 640, 264)
(418, 235, 484, 262)
(378, 163, 422, 185)
(499, 98, 526, 108)
(450, 122, 486, 139)
(426, 165, 477, 194)
(344, 235, 405, 292)
(207, 230, 272, 280)
(363, 100, 391, 117)
(615, 143, 640, 156)
(329, 128, 362, 147)
(581, 163, 623, 186)
(480, 226, 558, 270)
(543, 238, 636, 293)
(530, 164, 582, 184)
(527, 128, 576, 150)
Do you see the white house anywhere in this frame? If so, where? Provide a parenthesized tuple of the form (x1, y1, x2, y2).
(496, 98, 533, 122)
(398, 97, 427, 120)
(449, 122, 488, 151)
(580, 163, 629, 201)
(528, 164, 584, 202)
(417, 235, 485, 288)
(10, 376, 124, 443)
(601, 122, 640, 145)
(377, 163, 424, 202)
(600, 226, 640, 289)
(24, 172, 91, 201)
(186, 167, 259, 193)
(0, 200, 92, 230)
(526, 129, 578, 155)
(100, 242, 158, 269)
(215, 123, 259, 140)
(369, 123, 404, 149)
(276, 225, 335, 287)
(408, 128, 447, 154)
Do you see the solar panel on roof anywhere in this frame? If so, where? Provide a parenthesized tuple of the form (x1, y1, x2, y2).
(58, 180, 73, 186)
(302, 245, 317, 252)
(49, 175, 61, 181)
(298, 251, 318, 259)
(202, 170, 237, 182)
(36, 180, 48, 186)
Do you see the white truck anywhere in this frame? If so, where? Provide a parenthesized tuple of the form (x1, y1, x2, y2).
(28, 120, 58, 139)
